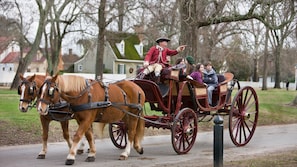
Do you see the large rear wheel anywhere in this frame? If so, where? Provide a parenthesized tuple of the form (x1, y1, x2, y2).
(109, 122, 127, 149)
(171, 108, 198, 154)
(229, 86, 259, 146)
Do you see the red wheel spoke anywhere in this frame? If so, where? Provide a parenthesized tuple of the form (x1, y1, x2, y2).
(245, 100, 256, 111)
(243, 120, 252, 134)
(244, 91, 253, 107)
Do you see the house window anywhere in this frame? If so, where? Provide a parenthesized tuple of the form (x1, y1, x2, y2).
(135, 42, 143, 58)
(78, 64, 83, 72)
(27, 68, 31, 72)
(2, 67, 4, 71)
(9, 67, 12, 71)
(118, 64, 126, 74)
(36, 67, 39, 72)
(116, 40, 125, 56)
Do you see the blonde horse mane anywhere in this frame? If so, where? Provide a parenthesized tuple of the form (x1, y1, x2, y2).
(57, 75, 87, 93)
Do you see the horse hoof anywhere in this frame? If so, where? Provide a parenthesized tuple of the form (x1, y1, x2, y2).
(77, 149, 84, 155)
(65, 159, 75, 165)
(85, 156, 95, 162)
(138, 147, 144, 155)
(36, 154, 45, 159)
(119, 155, 128, 160)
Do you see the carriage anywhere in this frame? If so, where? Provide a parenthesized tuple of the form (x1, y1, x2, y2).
(109, 68, 259, 154)
(21, 68, 258, 164)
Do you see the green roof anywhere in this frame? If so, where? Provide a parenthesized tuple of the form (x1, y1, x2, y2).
(106, 31, 143, 60)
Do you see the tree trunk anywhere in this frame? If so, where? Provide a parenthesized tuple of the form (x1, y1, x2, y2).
(179, 0, 197, 58)
(274, 45, 281, 88)
(10, 0, 52, 89)
(95, 0, 106, 80)
(253, 58, 259, 82)
(262, 27, 269, 90)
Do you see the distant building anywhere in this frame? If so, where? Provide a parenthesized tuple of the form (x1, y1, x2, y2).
(62, 49, 80, 72)
(0, 49, 47, 85)
(74, 31, 145, 78)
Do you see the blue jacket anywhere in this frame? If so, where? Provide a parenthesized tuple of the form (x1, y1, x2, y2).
(203, 69, 218, 86)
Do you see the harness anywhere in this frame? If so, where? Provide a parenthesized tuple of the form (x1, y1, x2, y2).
(39, 79, 144, 121)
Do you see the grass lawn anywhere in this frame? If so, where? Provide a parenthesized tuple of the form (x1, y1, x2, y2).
(0, 87, 297, 146)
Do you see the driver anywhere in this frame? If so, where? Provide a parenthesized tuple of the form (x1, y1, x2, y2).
(139, 37, 186, 83)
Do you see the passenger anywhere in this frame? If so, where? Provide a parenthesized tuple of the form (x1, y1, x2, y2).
(185, 55, 195, 75)
(139, 37, 186, 82)
(188, 63, 204, 84)
(171, 57, 186, 78)
(203, 61, 218, 106)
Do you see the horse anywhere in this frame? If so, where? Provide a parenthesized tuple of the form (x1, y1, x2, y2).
(18, 74, 87, 159)
(37, 74, 145, 165)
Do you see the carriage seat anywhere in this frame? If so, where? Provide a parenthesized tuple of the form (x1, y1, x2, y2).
(133, 79, 168, 103)
(187, 72, 234, 110)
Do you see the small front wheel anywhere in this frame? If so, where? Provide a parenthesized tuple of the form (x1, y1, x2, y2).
(109, 122, 127, 149)
(171, 108, 198, 154)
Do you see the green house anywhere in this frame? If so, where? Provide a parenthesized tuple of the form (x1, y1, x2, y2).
(74, 31, 145, 78)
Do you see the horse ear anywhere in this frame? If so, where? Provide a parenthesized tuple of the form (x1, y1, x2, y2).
(52, 74, 59, 82)
(28, 74, 36, 82)
(19, 73, 24, 80)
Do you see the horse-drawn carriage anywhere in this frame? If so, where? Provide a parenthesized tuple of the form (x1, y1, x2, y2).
(18, 68, 258, 165)
(109, 68, 259, 154)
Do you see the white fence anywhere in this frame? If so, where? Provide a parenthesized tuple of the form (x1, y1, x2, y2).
(0, 72, 127, 86)
(0, 71, 296, 90)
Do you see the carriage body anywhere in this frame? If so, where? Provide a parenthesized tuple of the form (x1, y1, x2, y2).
(110, 68, 259, 153)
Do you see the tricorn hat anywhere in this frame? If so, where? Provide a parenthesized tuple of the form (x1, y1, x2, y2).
(156, 37, 170, 43)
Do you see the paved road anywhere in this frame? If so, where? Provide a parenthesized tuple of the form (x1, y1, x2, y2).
(1, 124, 297, 167)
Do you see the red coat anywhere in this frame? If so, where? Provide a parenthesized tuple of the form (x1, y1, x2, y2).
(144, 46, 178, 67)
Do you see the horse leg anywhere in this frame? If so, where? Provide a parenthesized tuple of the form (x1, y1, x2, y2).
(77, 137, 85, 155)
(133, 116, 145, 155)
(60, 120, 73, 149)
(65, 119, 95, 165)
(61, 120, 86, 155)
(119, 116, 138, 160)
(84, 126, 96, 162)
(37, 116, 50, 159)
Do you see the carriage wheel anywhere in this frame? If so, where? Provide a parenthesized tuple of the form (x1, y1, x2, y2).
(229, 86, 259, 146)
(171, 108, 198, 154)
(109, 122, 127, 149)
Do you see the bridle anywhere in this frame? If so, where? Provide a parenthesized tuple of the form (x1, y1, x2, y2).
(38, 79, 60, 106)
(18, 80, 37, 108)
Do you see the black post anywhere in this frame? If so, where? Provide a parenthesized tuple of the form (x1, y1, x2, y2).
(214, 115, 223, 167)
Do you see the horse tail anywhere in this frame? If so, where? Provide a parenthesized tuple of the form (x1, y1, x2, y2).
(94, 123, 106, 139)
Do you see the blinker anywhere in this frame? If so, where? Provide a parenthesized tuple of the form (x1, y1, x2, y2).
(48, 87, 55, 97)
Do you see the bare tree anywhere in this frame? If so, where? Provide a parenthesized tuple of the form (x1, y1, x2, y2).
(43, 0, 84, 75)
(179, 0, 295, 82)
(10, 0, 53, 89)
(268, 1, 296, 88)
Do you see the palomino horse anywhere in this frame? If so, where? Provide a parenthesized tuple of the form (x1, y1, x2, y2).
(37, 75, 145, 165)
(18, 74, 86, 159)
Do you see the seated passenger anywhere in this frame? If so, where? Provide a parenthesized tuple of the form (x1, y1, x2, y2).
(172, 56, 195, 80)
(203, 61, 218, 106)
(188, 63, 204, 84)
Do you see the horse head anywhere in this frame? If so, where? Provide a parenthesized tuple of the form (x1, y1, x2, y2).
(18, 74, 38, 112)
(37, 75, 60, 115)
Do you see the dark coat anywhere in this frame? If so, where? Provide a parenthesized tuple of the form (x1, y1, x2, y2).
(203, 69, 218, 85)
